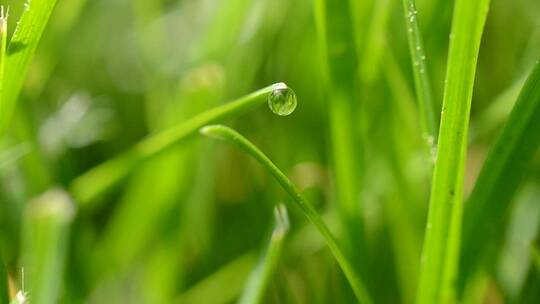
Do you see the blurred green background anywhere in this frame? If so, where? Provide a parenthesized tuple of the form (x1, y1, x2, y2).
(0, 0, 539, 303)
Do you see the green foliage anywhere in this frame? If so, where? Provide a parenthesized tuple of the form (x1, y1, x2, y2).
(70, 83, 286, 209)
(461, 60, 540, 292)
(416, 0, 491, 303)
(238, 205, 289, 304)
(0, 0, 539, 303)
(21, 189, 74, 304)
(0, 0, 58, 135)
(201, 125, 372, 303)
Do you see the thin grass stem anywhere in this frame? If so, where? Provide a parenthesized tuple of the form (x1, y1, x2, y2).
(200, 124, 372, 304)
(70, 83, 288, 209)
(401, 0, 438, 157)
(238, 204, 289, 304)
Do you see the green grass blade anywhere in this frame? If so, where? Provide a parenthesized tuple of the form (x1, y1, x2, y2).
(176, 253, 257, 304)
(416, 0, 490, 303)
(200, 125, 373, 304)
(0, 0, 58, 136)
(69, 82, 287, 209)
(238, 204, 289, 304)
(314, 0, 367, 278)
(460, 60, 540, 292)
(0, 6, 7, 119)
(0, 261, 7, 304)
(21, 188, 75, 304)
(359, 0, 390, 85)
(401, 0, 437, 154)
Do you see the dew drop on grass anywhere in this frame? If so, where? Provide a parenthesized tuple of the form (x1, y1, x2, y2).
(268, 83, 297, 116)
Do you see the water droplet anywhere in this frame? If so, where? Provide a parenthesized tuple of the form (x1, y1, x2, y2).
(268, 84, 297, 116)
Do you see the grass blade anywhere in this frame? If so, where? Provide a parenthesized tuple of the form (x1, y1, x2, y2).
(238, 204, 289, 304)
(460, 60, 540, 292)
(416, 0, 490, 303)
(21, 188, 75, 304)
(401, 0, 437, 154)
(69, 82, 288, 209)
(176, 253, 257, 304)
(0, 6, 7, 118)
(314, 0, 367, 279)
(200, 125, 372, 304)
(0, 0, 58, 136)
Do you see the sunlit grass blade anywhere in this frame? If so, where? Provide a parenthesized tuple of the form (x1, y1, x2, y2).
(460, 60, 540, 293)
(359, 0, 390, 85)
(21, 188, 75, 304)
(401, 0, 438, 154)
(416, 0, 490, 303)
(69, 82, 288, 209)
(176, 253, 257, 304)
(238, 204, 289, 304)
(200, 125, 372, 304)
(0, 0, 58, 136)
(0, 6, 7, 119)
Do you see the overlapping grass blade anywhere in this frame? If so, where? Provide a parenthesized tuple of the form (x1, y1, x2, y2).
(69, 82, 287, 209)
(416, 0, 490, 303)
(0, 0, 58, 136)
(21, 188, 75, 304)
(314, 0, 366, 279)
(176, 253, 257, 304)
(200, 125, 372, 304)
(460, 60, 540, 293)
(238, 204, 289, 304)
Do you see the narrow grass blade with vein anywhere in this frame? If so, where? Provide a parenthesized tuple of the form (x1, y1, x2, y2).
(239, 204, 289, 304)
(69, 82, 290, 209)
(21, 188, 75, 304)
(460, 60, 540, 293)
(401, 0, 438, 154)
(200, 125, 372, 304)
(416, 0, 490, 303)
(0, 0, 58, 136)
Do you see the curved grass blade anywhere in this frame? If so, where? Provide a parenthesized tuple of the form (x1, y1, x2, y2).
(69, 82, 288, 209)
(21, 188, 75, 304)
(200, 125, 372, 304)
(401, 0, 437, 155)
(416, 0, 490, 303)
(460, 60, 540, 293)
(0, 0, 58, 136)
(238, 204, 289, 304)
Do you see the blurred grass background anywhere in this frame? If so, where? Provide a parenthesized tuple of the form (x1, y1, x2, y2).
(0, 0, 539, 303)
